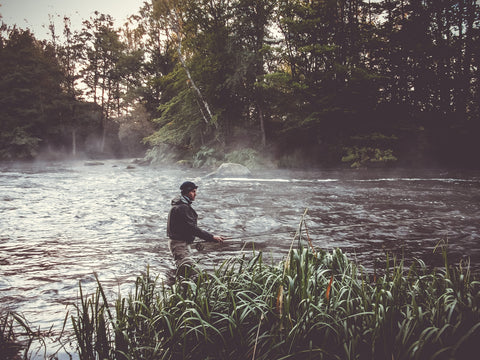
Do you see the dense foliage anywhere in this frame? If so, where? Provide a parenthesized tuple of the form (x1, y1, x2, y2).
(0, 26, 113, 159)
(65, 242, 480, 360)
(1, 1, 480, 167)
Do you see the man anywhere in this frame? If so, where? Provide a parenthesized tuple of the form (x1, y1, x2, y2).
(167, 181, 226, 276)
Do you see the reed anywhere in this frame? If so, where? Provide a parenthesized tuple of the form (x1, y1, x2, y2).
(68, 239, 480, 360)
(1, 311, 23, 359)
(1, 310, 52, 359)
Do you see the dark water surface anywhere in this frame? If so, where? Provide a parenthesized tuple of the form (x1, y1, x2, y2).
(1, 159, 480, 357)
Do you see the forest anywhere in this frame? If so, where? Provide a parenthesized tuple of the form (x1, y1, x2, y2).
(1, 0, 479, 169)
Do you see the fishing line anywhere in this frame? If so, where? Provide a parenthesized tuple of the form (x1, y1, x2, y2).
(223, 214, 461, 241)
(226, 222, 373, 240)
(226, 228, 295, 240)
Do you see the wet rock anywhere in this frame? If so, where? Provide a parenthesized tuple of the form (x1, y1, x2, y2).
(207, 162, 251, 178)
(84, 161, 104, 166)
(131, 158, 151, 166)
(176, 159, 192, 168)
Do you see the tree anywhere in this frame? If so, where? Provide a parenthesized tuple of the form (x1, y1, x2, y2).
(147, 0, 236, 150)
(80, 12, 126, 152)
(272, 0, 382, 164)
(50, 16, 88, 156)
(153, 0, 215, 126)
(230, 0, 277, 147)
(119, 1, 177, 118)
(3, 0, 480, 166)
(0, 27, 67, 159)
(149, 0, 276, 150)
(374, 0, 480, 167)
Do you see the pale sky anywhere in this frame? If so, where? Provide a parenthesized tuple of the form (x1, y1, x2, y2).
(0, 0, 147, 39)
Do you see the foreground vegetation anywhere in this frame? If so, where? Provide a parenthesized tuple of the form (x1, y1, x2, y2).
(64, 243, 479, 359)
(3, 234, 479, 359)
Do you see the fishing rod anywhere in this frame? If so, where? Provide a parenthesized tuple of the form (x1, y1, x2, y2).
(195, 214, 461, 252)
(209, 207, 469, 246)
(221, 216, 451, 241)
(224, 223, 371, 241)
(225, 228, 295, 240)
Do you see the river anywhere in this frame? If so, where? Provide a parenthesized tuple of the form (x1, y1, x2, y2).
(1, 159, 480, 358)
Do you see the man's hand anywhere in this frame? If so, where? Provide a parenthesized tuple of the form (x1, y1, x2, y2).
(213, 235, 226, 243)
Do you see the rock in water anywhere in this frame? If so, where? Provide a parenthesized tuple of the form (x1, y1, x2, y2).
(207, 163, 251, 178)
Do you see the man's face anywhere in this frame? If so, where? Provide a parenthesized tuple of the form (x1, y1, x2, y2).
(187, 188, 197, 201)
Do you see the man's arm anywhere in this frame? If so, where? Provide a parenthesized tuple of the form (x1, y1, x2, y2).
(181, 206, 214, 241)
(182, 206, 226, 242)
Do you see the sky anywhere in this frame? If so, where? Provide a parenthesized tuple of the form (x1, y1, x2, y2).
(0, 0, 146, 40)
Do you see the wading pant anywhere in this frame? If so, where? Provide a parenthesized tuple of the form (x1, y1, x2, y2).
(168, 239, 196, 277)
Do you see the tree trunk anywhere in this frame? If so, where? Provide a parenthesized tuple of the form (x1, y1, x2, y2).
(172, 10, 215, 127)
(176, 37, 214, 126)
(258, 103, 266, 148)
(72, 128, 77, 156)
(101, 121, 106, 153)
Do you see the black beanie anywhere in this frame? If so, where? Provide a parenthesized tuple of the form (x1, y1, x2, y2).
(180, 181, 198, 194)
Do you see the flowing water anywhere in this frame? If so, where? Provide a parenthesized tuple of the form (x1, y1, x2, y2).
(1, 159, 480, 357)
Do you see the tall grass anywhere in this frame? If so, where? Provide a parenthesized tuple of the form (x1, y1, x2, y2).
(1, 311, 24, 359)
(0, 310, 57, 359)
(69, 238, 480, 360)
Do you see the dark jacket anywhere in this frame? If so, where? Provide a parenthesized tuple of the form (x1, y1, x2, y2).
(167, 195, 214, 243)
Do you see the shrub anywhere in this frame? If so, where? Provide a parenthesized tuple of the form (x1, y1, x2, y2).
(224, 148, 267, 170)
(342, 146, 397, 168)
(192, 146, 219, 168)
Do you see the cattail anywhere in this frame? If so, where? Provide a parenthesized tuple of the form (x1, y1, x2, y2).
(276, 285, 284, 316)
(326, 275, 334, 301)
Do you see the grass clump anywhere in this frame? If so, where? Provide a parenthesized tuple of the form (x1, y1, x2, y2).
(1, 310, 56, 360)
(1, 311, 25, 359)
(70, 239, 480, 360)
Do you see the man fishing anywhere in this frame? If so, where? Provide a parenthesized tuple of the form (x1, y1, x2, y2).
(167, 181, 226, 276)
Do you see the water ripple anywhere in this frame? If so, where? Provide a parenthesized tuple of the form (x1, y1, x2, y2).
(1, 161, 479, 358)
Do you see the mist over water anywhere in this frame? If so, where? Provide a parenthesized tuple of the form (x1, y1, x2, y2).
(1, 159, 480, 357)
